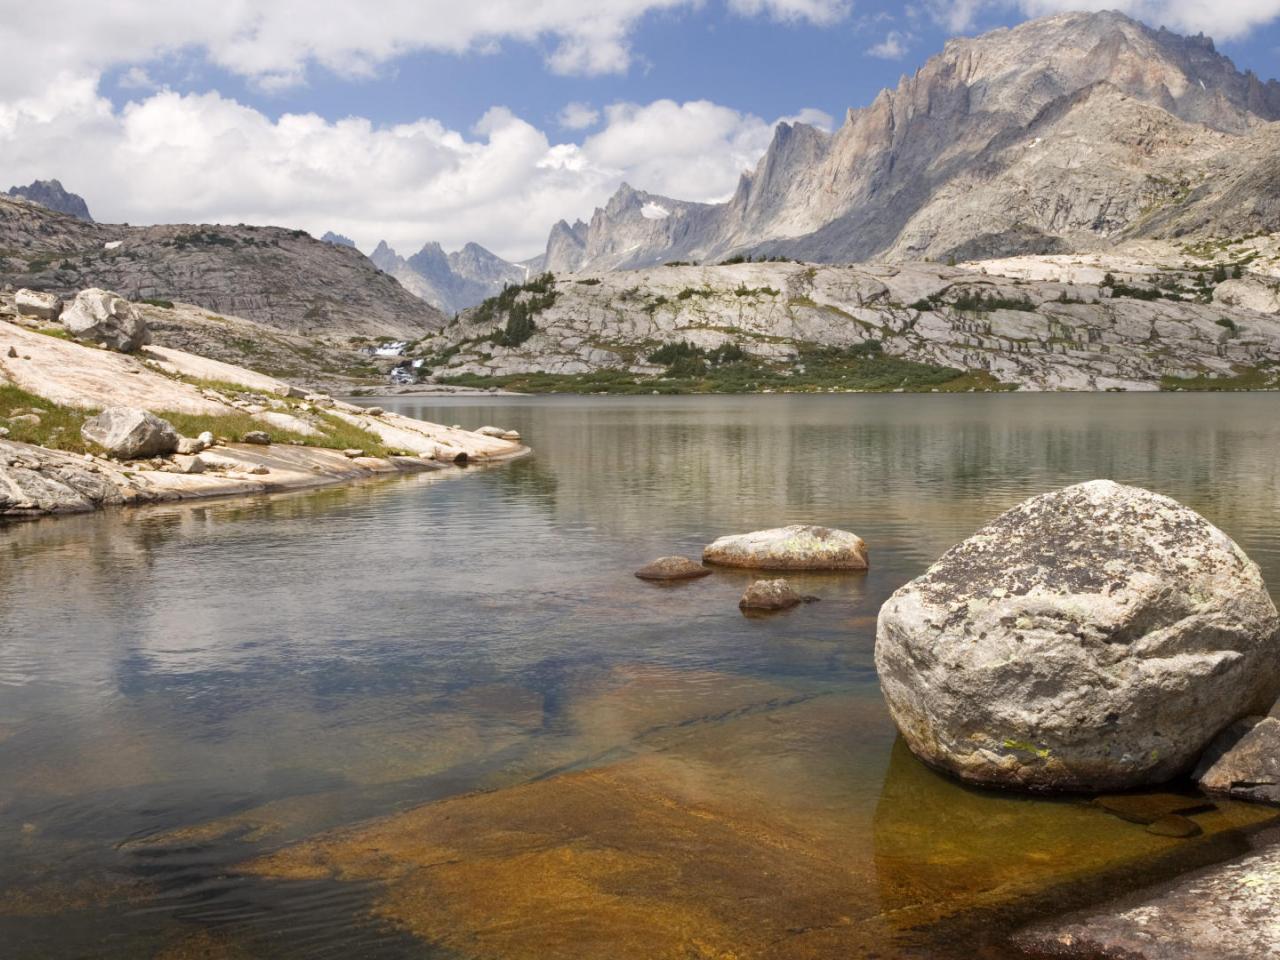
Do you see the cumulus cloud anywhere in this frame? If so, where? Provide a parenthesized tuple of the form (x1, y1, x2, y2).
(928, 0, 1280, 40)
(867, 30, 912, 58)
(558, 102, 602, 130)
(0, 81, 820, 260)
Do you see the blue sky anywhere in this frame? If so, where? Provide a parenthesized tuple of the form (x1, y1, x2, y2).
(3, 1, 1279, 259)
(103, 4, 1280, 141)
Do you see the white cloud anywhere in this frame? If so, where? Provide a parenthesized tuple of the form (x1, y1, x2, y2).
(727, 0, 853, 24)
(867, 30, 911, 58)
(928, 0, 1280, 40)
(558, 102, 602, 130)
(0, 82, 820, 261)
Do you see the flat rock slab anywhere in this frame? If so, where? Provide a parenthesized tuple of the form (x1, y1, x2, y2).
(704, 525, 869, 571)
(634, 556, 712, 581)
(1018, 841, 1280, 959)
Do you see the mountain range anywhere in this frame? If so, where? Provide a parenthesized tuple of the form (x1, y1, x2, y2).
(538, 11, 1280, 273)
(6, 179, 94, 222)
(369, 240, 530, 315)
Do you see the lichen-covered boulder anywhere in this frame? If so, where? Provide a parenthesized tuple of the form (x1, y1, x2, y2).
(704, 525, 868, 571)
(81, 407, 179, 459)
(60, 288, 148, 352)
(875, 480, 1280, 793)
(739, 579, 804, 612)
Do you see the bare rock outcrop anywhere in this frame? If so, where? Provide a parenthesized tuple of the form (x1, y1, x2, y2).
(875, 480, 1280, 792)
(0, 440, 125, 515)
(1195, 716, 1280, 805)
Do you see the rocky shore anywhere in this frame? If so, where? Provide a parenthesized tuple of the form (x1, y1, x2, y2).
(0, 288, 526, 519)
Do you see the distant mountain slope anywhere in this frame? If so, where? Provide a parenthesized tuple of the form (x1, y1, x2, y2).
(371, 240, 526, 315)
(0, 197, 444, 339)
(6, 179, 93, 222)
(542, 11, 1280, 271)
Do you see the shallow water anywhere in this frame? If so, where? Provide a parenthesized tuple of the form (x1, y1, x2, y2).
(2, 393, 1279, 958)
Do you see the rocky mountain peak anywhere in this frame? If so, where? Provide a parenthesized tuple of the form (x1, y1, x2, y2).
(321, 231, 355, 248)
(6, 179, 93, 221)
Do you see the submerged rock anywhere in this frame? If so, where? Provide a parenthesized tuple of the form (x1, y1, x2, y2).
(875, 480, 1280, 793)
(635, 557, 712, 582)
(1144, 814, 1202, 838)
(80, 407, 179, 459)
(60, 288, 148, 353)
(739, 579, 804, 612)
(704, 525, 869, 571)
(1196, 716, 1280, 806)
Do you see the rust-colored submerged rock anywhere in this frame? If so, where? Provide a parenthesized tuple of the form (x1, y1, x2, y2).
(703, 525, 868, 571)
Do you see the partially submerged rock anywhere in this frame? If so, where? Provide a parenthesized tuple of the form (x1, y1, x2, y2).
(14, 288, 61, 320)
(739, 579, 804, 612)
(704, 525, 869, 571)
(60, 288, 148, 353)
(0, 440, 126, 515)
(1196, 716, 1280, 806)
(875, 480, 1280, 793)
(635, 556, 712, 582)
(80, 407, 179, 459)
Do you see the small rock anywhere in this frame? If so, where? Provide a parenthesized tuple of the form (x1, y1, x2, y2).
(1195, 716, 1280, 805)
(14, 288, 62, 320)
(365, 407, 384, 417)
(80, 407, 179, 459)
(705, 525, 869, 571)
(197, 431, 215, 447)
(6, 346, 16, 358)
(171, 454, 205, 475)
(477, 425, 509, 438)
(740, 579, 804, 612)
(0, 427, 8, 438)
(342, 448, 364, 459)
(1145, 815, 1203, 839)
(274, 384, 307, 399)
(635, 557, 713, 582)
(242, 431, 271, 445)
(246, 464, 269, 475)
(176, 437, 205, 455)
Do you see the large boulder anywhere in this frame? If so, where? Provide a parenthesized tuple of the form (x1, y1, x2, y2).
(875, 480, 1280, 793)
(1195, 716, 1280, 805)
(81, 407, 179, 459)
(704, 525, 868, 571)
(14, 288, 62, 320)
(60, 288, 148, 352)
(1213, 277, 1280, 314)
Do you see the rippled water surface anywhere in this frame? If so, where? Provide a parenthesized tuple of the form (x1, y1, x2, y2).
(2, 393, 1279, 959)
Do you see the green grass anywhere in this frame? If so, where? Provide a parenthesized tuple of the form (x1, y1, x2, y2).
(159, 407, 390, 457)
(438, 343, 1019, 395)
(0, 383, 98, 453)
(1160, 364, 1280, 392)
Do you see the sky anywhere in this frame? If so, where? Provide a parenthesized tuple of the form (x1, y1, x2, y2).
(1, 1, 1278, 261)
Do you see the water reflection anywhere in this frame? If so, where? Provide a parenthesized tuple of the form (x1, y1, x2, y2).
(2, 394, 1279, 957)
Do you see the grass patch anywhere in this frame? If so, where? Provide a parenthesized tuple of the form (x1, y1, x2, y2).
(0, 383, 98, 453)
(1160, 364, 1280, 392)
(139, 298, 175, 309)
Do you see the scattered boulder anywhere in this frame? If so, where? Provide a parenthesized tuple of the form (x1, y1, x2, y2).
(274, 384, 308, 399)
(477, 425, 509, 438)
(176, 436, 206, 455)
(242, 431, 271, 445)
(0, 427, 8, 438)
(60, 288, 149, 353)
(6, 346, 16, 358)
(739, 579, 804, 612)
(875, 480, 1280, 793)
(170, 454, 205, 475)
(245, 464, 269, 476)
(197, 431, 215, 448)
(1195, 716, 1280, 805)
(14, 288, 61, 320)
(704, 525, 869, 571)
(342, 448, 364, 459)
(364, 406, 384, 417)
(80, 407, 179, 459)
(635, 557, 712, 582)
